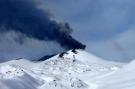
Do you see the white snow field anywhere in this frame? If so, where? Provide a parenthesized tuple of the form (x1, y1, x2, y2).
(0, 49, 134, 89)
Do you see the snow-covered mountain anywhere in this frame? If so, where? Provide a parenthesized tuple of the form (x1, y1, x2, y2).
(0, 49, 134, 89)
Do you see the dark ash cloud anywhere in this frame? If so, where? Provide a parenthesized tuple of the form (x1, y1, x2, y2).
(0, 0, 86, 49)
(0, 0, 86, 62)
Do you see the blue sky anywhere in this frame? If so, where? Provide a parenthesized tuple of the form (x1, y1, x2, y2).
(42, 0, 135, 62)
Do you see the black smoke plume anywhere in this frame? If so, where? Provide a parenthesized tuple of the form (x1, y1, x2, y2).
(0, 0, 86, 50)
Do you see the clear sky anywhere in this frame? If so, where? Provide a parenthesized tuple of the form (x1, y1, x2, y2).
(43, 0, 135, 62)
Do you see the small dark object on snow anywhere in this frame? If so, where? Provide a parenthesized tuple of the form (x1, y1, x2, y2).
(73, 59, 76, 62)
(72, 49, 78, 54)
(59, 52, 68, 58)
(73, 55, 76, 62)
(15, 58, 23, 60)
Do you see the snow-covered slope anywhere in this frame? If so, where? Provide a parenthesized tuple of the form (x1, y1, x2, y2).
(0, 49, 134, 89)
(93, 60, 135, 89)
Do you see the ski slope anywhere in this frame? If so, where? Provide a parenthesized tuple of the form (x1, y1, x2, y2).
(0, 49, 134, 89)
